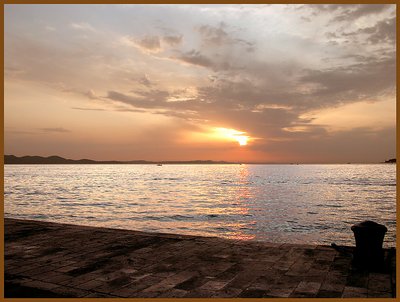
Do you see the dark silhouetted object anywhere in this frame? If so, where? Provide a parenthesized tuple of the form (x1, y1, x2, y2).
(384, 158, 396, 163)
(4, 155, 233, 165)
(351, 220, 387, 271)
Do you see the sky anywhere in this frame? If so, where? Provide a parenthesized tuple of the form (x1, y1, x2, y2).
(4, 4, 396, 163)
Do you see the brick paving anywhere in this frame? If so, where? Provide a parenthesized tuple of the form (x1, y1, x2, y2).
(5, 218, 396, 298)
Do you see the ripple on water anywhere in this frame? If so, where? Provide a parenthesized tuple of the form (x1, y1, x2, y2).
(3, 164, 396, 247)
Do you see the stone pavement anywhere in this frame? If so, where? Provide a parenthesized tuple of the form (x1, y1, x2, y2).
(5, 218, 396, 298)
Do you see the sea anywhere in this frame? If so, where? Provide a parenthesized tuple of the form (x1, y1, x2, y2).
(4, 164, 397, 247)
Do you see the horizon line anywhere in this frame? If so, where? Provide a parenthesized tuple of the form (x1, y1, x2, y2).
(4, 154, 395, 165)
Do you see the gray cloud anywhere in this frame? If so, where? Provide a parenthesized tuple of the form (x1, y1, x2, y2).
(162, 34, 183, 46)
(338, 17, 395, 45)
(106, 50, 395, 143)
(136, 74, 153, 87)
(332, 4, 393, 22)
(173, 50, 214, 69)
(134, 34, 183, 51)
(197, 23, 255, 52)
(307, 4, 393, 22)
(300, 57, 395, 110)
(134, 35, 161, 52)
(198, 23, 230, 46)
(107, 89, 203, 113)
(363, 17, 395, 44)
(107, 90, 168, 109)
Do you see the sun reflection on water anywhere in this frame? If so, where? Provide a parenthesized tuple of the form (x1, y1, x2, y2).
(4, 164, 396, 246)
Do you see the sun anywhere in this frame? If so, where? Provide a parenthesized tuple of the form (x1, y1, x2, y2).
(235, 136, 249, 146)
(186, 127, 252, 146)
(214, 128, 250, 146)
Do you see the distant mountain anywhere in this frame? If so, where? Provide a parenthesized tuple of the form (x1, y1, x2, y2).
(4, 155, 233, 165)
(384, 158, 396, 163)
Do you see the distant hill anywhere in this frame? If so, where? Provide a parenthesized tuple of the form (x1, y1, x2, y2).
(4, 155, 233, 165)
(384, 158, 396, 163)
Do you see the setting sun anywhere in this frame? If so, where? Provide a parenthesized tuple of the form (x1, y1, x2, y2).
(185, 127, 251, 146)
(236, 136, 249, 146)
(214, 128, 250, 146)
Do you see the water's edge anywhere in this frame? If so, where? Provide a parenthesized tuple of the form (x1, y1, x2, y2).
(5, 164, 396, 247)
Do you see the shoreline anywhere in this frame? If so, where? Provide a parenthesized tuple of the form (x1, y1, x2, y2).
(5, 218, 396, 298)
(4, 216, 397, 248)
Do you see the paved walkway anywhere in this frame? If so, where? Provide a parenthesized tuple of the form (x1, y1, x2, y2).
(5, 218, 396, 298)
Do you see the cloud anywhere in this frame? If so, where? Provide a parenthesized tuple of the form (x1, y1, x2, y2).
(71, 107, 105, 111)
(40, 127, 71, 133)
(136, 74, 153, 87)
(5, 4, 396, 162)
(45, 25, 56, 32)
(51, 84, 103, 101)
(300, 57, 395, 109)
(334, 16, 395, 45)
(109, 88, 205, 112)
(133, 35, 161, 53)
(70, 22, 96, 32)
(113, 106, 147, 113)
(332, 4, 393, 22)
(107, 90, 167, 109)
(171, 49, 236, 72)
(72, 105, 147, 113)
(197, 23, 254, 51)
(307, 4, 393, 22)
(133, 88, 169, 100)
(85, 89, 100, 99)
(105, 48, 395, 143)
(360, 17, 395, 44)
(198, 23, 230, 46)
(125, 32, 183, 53)
(173, 50, 214, 69)
(162, 34, 183, 46)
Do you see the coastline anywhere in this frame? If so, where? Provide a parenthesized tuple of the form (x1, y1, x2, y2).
(5, 154, 396, 165)
(5, 218, 396, 298)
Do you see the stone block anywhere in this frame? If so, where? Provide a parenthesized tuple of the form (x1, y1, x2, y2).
(294, 281, 321, 294)
(342, 286, 368, 298)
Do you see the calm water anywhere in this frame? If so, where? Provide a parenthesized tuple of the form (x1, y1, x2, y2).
(4, 164, 396, 247)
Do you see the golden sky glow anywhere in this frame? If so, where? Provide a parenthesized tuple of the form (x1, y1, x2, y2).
(214, 128, 250, 146)
(184, 127, 252, 147)
(4, 4, 396, 163)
